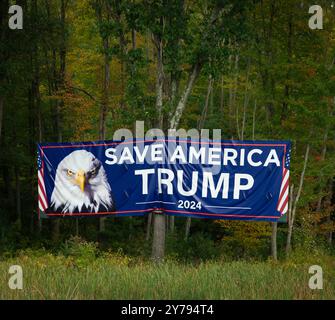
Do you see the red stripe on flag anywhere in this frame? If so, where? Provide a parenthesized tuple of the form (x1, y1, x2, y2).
(38, 164, 48, 211)
(278, 175, 289, 205)
(38, 195, 47, 211)
(278, 195, 289, 213)
(277, 168, 289, 214)
(38, 175, 47, 201)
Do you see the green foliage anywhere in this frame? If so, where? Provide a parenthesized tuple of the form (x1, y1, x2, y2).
(166, 232, 221, 261)
(61, 236, 99, 266)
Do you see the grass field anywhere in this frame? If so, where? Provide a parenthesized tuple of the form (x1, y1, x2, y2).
(0, 249, 334, 299)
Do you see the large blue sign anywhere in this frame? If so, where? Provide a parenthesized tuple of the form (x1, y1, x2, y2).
(37, 138, 291, 222)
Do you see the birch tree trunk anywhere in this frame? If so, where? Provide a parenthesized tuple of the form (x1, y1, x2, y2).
(316, 129, 328, 212)
(233, 54, 240, 139)
(241, 61, 250, 140)
(285, 184, 294, 255)
(198, 76, 214, 129)
(228, 54, 233, 129)
(220, 75, 225, 126)
(169, 4, 222, 129)
(169, 62, 201, 129)
(286, 144, 310, 255)
(241, 95, 248, 140)
(315, 98, 333, 215)
(252, 99, 257, 140)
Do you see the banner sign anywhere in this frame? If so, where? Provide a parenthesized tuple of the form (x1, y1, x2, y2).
(37, 138, 291, 221)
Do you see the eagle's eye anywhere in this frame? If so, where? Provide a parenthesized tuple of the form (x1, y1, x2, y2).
(67, 169, 75, 176)
(90, 168, 97, 175)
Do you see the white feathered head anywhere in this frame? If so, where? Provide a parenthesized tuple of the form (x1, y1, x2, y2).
(51, 150, 114, 213)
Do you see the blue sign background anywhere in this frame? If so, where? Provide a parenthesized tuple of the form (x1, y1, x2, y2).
(38, 138, 291, 222)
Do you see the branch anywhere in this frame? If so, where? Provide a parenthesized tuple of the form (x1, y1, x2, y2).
(67, 85, 100, 104)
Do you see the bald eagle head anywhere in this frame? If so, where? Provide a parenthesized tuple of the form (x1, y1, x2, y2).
(51, 150, 114, 214)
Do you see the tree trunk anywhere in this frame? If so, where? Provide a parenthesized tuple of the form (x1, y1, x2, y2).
(233, 54, 240, 138)
(169, 216, 175, 233)
(185, 217, 192, 240)
(151, 211, 166, 262)
(169, 4, 222, 129)
(220, 74, 224, 115)
(241, 61, 250, 140)
(328, 214, 333, 245)
(151, 29, 165, 262)
(154, 33, 164, 129)
(3, 166, 14, 215)
(146, 212, 153, 241)
(15, 167, 22, 231)
(316, 129, 328, 212)
(99, 38, 110, 140)
(252, 99, 257, 140)
(286, 144, 310, 255)
(285, 184, 295, 255)
(170, 62, 201, 129)
(99, 36, 111, 233)
(228, 54, 233, 127)
(281, 11, 293, 123)
(315, 97, 333, 216)
(198, 76, 214, 129)
(53, 0, 67, 241)
(0, 1, 7, 144)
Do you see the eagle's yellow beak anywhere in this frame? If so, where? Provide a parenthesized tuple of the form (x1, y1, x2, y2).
(75, 170, 86, 192)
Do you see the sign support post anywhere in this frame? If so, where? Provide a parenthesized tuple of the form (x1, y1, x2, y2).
(151, 209, 165, 262)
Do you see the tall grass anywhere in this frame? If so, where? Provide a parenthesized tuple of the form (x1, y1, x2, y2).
(0, 249, 334, 299)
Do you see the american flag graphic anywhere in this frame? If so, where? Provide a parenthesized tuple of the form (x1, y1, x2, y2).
(276, 147, 291, 215)
(38, 150, 48, 212)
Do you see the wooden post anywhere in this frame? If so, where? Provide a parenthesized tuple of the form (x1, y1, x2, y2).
(151, 210, 166, 262)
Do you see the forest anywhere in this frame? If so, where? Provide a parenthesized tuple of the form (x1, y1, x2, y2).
(0, 0, 335, 299)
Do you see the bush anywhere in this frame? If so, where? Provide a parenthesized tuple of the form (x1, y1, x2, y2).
(60, 236, 99, 267)
(166, 232, 220, 262)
